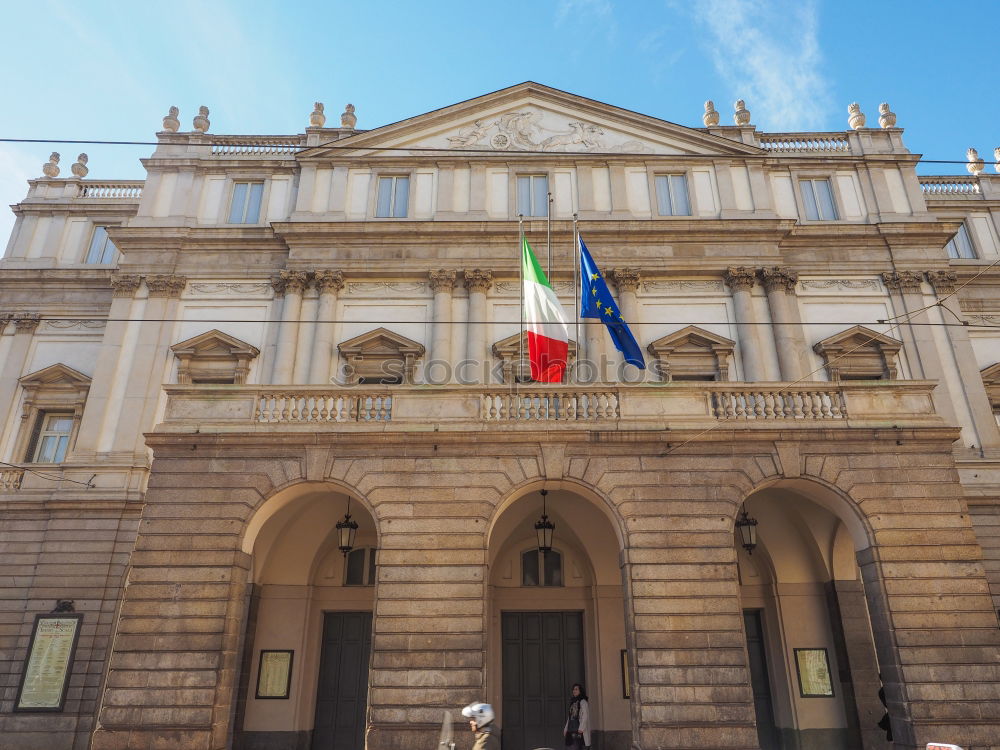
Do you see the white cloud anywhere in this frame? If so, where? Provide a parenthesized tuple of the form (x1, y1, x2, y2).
(693, 0, 830, 131)
(0, 146, 39, 255)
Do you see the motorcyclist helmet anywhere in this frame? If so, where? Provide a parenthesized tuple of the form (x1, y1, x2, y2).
(461, 702, 495, 727)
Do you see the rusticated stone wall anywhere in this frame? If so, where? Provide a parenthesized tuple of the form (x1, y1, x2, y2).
(78, 426, 1000, 750)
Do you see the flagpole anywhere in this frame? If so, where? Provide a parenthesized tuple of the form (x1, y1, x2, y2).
(546, 191, 553, 277)
(518, 214, 525, 387)
(573, 214, 580, 385)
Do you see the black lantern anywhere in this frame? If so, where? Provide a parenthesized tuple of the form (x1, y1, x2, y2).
(534, 489, 555, 555)
(735, 505, 758, 555)
(336, 497, 359, 556)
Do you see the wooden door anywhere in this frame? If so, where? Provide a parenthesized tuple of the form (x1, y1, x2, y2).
(502, 611, 585, 750)
(311, 611, 372, 750)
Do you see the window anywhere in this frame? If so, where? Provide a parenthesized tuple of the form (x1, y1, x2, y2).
(654, 174, 691, 216)
(170, 330, 260, 385)
(517, 175, 549, 217)
(646, 326, 734, 382)
(228, 181, 264, 224)
(84, 226, 118, 264)
(376, 176, 409, 218)
(946, 223, 977, 259)
(338, 328, 425, 385)
(521, 549, 562, 587)
(29, 413, 73, 464)
(344, 547, 377, 586)
(799, 178, 838, 220)
(813, 325, 901, 380)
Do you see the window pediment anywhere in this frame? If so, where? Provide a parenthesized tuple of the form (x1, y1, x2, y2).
(813, 325, 901, 380)
(646, 326, 734, 382)
(981, 362, 1000, 409)
(338, 328, 425, 384)
(171, 329, 259, 385)
(492, 332, 577, 384)
(16, 364, 92, 463)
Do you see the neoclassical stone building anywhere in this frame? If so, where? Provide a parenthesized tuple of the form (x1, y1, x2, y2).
(2, 83, 1000, 750)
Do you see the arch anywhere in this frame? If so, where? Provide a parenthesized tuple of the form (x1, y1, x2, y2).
(241, 478, 378, 556)
(486, 476, 626, 552)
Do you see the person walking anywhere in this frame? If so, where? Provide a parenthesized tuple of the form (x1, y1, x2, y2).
(563, 683, 591, 750)
(462, 702, 500, 750)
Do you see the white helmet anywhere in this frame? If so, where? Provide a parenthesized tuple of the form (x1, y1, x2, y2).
(461, 702, 495, 727)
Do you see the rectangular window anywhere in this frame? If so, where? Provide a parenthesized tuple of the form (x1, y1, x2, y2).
(517, 175, 549, 217)
(228, 181, 264, 224)
(29, 413, 73, 464)
(946, 223, 977, 259)
(84, 226, 118, 264)
(375, 176, 409, 218)
(344, 547, 377, 586)
(799, 178, 838, 220)
(654, 174, 691, 216)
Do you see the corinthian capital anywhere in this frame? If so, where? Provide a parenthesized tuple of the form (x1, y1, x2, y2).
(759, 266, 798, 293)
(0, 313, 12, 330)
(314, 270, 345, 293)
(271, 270, 310, 296)
(610, 268, 642, 293)
(880, 270, 923, 292)
(13, 312, 41, 332)
(110, 273, 142, 298)
(429, 269, 458, 293)
(926, 270, 958, 295)
(464, 269, 493, 293)
(146, 275, 187, 297)
(724, 266, 756, 292)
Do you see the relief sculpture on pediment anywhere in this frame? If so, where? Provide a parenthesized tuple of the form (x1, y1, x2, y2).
(446, 108, 653, 153)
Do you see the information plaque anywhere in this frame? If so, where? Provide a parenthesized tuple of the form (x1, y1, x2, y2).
(15, 614, 83, 712)
(256, 649, 294, 699)
(794, 647, 834, 697)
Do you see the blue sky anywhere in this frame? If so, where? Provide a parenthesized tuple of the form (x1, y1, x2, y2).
(1, 0, 998, 242)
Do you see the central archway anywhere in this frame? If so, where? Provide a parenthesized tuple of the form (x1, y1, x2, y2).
(487, 482, 631, 750)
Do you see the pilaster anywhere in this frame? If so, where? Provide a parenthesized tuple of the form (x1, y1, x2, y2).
(464, 269, 493, 383)
(429, 270, 457, 382)
(760, 267, 807, 381)
(724, 267, 765, 382)
(309, 270, 345, 385)
(270, 271, 310, 384)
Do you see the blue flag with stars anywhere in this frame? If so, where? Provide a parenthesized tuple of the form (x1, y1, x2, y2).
(578, 236, 646, 368)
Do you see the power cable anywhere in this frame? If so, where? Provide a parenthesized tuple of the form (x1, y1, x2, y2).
(0, 459, 95, 488)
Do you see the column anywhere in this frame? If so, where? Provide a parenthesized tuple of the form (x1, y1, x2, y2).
(112, 274, 186, 457)
(880, 271, 961, 429)
(928, 270, 1000, 453)
(760, 266, 807, 381)
(309, 270, 344, 385)
(611, 268, 642, 380)
(72, 274, 141, 457)
(723, 267, 765, 382)
(0, 313, 40, 431)
(270, 270, 309, 384)
(292, 285, 317, 385)
(428, 270, 457, 383)
(464, 269, 492, 384)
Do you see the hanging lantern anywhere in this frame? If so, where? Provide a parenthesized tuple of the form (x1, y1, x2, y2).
(735, 505, 758, 555)
(534, 489, 555, 555)
(336, 497, 359, 556)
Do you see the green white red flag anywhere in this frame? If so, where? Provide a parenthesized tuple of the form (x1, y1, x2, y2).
(521, 236, 570, 382)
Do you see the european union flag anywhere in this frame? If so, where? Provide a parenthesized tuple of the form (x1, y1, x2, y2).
(578, 236, 646, 369)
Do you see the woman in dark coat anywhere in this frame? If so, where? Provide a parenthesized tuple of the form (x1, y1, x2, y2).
(563, 683, 591, 750)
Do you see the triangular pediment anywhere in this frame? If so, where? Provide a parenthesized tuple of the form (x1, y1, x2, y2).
(303, 82, 763, 159)
(19, 363, 91, 388)
(814, 325, 901, 353)
(492, 331, 578, 358)
(648, 325, 735, 354)
(171, 329, 260, 359)
(982, 362, 1000, 384)
(338, 327, 425, 357)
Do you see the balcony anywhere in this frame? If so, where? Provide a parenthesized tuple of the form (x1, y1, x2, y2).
(158, 381, 942, 434)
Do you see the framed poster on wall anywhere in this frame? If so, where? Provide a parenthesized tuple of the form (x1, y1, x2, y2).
(14, 613, 83, 712)
(256, 650, 294, 699)
(794, 648, 834, 697)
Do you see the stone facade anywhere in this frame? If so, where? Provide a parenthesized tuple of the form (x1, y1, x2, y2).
(2, 83, 1000, 750)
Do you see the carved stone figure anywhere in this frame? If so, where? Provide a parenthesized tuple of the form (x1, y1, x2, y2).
(309, 102, 326, 128)
(448, 119, 491, 148)
(967, 148, 985, 176)
(42, 152, 60, 178)
(878, 102, 896, 129)
(162, 106, 180, 132)
(540, 122, 605, 151)
(848, 102, 865, 130)
(71, 154, 89, 178)
(734, 99, 751, 126)
(703, 100, 720, 127)
(341, 104, 357, 129)
(499, 111, 542, 150)
(193, 106, 210, 133)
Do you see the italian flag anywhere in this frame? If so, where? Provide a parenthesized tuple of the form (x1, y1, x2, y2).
(522, 237, 570, 382)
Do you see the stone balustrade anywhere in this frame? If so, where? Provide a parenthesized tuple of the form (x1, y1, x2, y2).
(0, 468, 24, 490)
(77, 181, 144, 199)
(758, 133, 851, 153)
(919, 176, 982, 196)
(209, 136, 305, 157)
(159, 380, 941, 433)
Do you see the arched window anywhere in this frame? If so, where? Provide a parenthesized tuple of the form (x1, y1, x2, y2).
(344, 547, 377, 586)
(521, 548, 562, 587)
